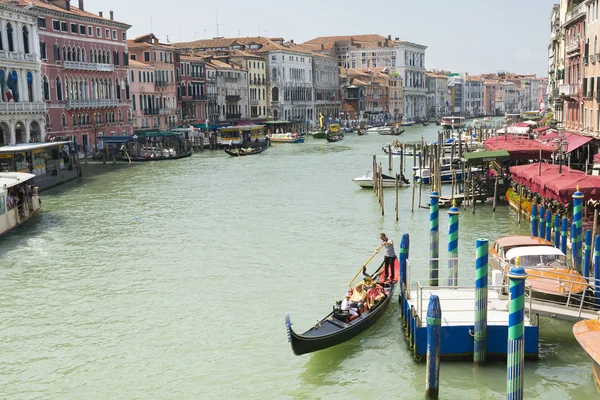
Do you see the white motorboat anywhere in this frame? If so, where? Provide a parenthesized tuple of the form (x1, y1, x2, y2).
(441, 116, 466, 129)
(352, 171, 409, 188)
(0, 172, 41, 236)
(366, 126, 382, 134)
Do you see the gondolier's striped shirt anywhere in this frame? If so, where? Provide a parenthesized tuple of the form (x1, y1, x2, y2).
(382, 240, 395, 258)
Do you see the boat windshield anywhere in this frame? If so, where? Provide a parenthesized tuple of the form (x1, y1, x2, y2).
(508, 254, 566, 267)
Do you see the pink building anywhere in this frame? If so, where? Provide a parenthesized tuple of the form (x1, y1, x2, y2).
(562, 2, 585, 131)
(178, 55, 206, 125)
(35, 0, 132, 152)
(483, 81, 497, 116)
(128, 33, 178, 130)
(129, 59, 156, 130)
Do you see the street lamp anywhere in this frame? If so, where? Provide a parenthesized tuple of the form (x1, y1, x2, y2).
(553, 125, 568, 173)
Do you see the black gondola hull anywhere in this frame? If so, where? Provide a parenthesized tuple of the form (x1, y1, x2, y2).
(224, 147, 268, 156)
(285, 283, 396, 355)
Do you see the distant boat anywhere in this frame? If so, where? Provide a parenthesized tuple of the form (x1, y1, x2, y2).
(441, 116, 466, 129)
(353, 171, 409, 188)
(269, 133, 304, 143)
(224, 146, 268, 156)
(400, 117, 415, 126)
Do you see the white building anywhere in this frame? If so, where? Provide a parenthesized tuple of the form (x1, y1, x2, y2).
(425, 72, 449, 119)
(0, 1, 45, 145)
(209, 58, 248, 123)
(463, 76, 484, 117)
(312, 54, 340, 122)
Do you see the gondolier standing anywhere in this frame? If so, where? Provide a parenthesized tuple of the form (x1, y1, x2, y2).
(380, 233, 396, 282)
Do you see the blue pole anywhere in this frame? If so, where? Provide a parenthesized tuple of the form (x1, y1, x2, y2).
(474, 239, 488, 365)
(594, 236, 600, 307)
(539, 205, 545, 239)
(573, 190, 584, 275)
(425, 294, 441, 399)
(553, 214, 560, 249)
(545, 210, 552, 242)
(584, 230, 592, 281)
(572, 223, 580, 273)
(561, 217, 568, 255)
(531, 204, 538, 237)
(399, 234, 410, 316)
(507, 267, 528, 400)
(430, 192, 440, 286)
(448, 205, 460, 287)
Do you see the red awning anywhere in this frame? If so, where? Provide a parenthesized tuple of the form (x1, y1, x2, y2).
(484, 136, 555, 160)
(594, 153, 600, 163)
(536, 131, 593, 153)
(509, 163, 600, 203)
(533, 126, 551, 134)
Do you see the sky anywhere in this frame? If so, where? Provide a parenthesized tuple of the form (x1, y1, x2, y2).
(83, 0, 556, 77)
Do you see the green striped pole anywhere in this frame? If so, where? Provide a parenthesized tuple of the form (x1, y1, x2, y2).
(561, 217, 568, 255)
(553, 214, 560, 249)
(447, 205, 460, 286)
(584, 230, 592, 281)
(507, 267, 528, 400)
(531, 204, 538, 237)
(430, 191, 440, 286)
(539, 205, 545, 239)
(573, 190, 584, 274)
(425, 294, 441, 399)
(474, 239, 488, 365)
(545, 210, 552, 242)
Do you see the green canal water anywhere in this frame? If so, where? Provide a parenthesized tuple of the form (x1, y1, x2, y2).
(0, 125, 597, 399)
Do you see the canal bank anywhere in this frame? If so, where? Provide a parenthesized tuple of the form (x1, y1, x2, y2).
(0, 126, 596, 399)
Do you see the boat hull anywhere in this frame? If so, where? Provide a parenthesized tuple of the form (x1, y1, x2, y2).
(574, 319, 600, 389)
(120, 151, 192, 162)
(269, 137, 304, 143)
(312, 131, 326, 139)
(224, 147, 268, 156)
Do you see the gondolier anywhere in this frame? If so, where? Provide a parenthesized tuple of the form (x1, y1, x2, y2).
(380, 233, 396, 282)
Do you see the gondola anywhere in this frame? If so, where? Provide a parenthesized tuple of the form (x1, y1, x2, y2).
(119, 150, 193, 162)
(422, 121, 430, 126)
(224, 146, 268, 156)
(326, 135, 343, 142)
(284, 262, 398, 356)
(357, 129, 366, 136)
(378, 129, 404, 136)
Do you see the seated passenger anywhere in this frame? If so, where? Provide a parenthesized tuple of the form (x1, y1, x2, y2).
(349, 283, 368, 309)
(340, 292, 358, 317)
(367, 284, 386, 309)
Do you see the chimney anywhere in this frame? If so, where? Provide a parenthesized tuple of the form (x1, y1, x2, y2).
(110, 10, 114, 20)
(388, 34, 391, 40)
(78, 0, 84, 11)
(99, 11, 103, 17)
(377, 42, 382, 47)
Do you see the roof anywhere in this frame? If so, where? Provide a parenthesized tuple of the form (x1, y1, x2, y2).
(173, 36, 315, 55)
(463, 150, 510, 164)
(31, 1, 130, 27)
(494, 236, 553, 249)
(303, 34, 395, 51)
(0, 141, 70, 154)
(505, 246, 565, 261)
(0, 172, 35, 189)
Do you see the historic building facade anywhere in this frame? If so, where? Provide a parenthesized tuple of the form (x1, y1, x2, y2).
(229, 51, 267, 120)
(312, 54, 341, 122)
(178, 55, 206, 125)
(129, 59, 156, 130)
(0, 1, 45, 145)
(35, 0, 131, 152)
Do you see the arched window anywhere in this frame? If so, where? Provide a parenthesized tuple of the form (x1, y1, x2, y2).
(62, 46, 67, 62)
(181, 83, 186, 97)
(272, 87, 279, 102)
(22, 26, 29, 54)
(56, 76, 63, 101)
(271, 67, 277, 79)
(116, 79, 121, 100)
(130, 70, 134, 82)
(132, 94, 136, 111)
(61, 113, 67, 127)
(26, 72, 33, 102)
(595, 35, 598, 55)
(43, 76, 49, 100)
(125, 81, 130, 100)
(6, 23, 14, 52)
(139, 70, 142, 82)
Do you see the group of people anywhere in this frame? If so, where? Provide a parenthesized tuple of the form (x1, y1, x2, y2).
(6, 184, 33, 216)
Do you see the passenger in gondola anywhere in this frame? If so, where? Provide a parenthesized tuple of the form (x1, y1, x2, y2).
(349, 283, 367, 310)
(341, 292, 359, 317)
(366, 283, 386, 309)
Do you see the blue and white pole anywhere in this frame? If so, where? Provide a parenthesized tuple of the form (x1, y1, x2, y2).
(539, 205, 545, 239)
(507, 267, 528, 400)
(572, 223, 580, 274)
(594, 236, 600, 307)
(474, 239, 488, 365)
(573, 189, 584, 274)
(553, 214, 560, 249)
(545, 210, 552, 242)
(561, 217, 568, 255)
(447, 205, 460, 287)
(399, 234, 410, 315)
(531, 204, 538, 237)
(425, 294, 441, 399)
(430, 191, 440, 286)
(584, 230, 592, 281)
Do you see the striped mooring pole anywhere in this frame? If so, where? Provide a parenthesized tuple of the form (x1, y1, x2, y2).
(545, 210, 552, 242)
(539, 205, 545, 239)
(561, 217, 568, 255)
(507, 267, 528, 400)
(571, 223, 580, 274)
(584, 230, 592, 281)
(430, 191, 440, 286)
(573, 189, 584, 274)
(474, 239, 488, 365)
(399, 233, 410, 315)
(425, 294, 441, 399)
(594, 235, 600, 307)
(447, 205, 460, 287)
(553, 214, 560, 249)
(531, 204, 538, 237)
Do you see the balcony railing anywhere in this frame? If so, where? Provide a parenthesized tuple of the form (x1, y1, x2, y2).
(566, 2, 586, 25)
(226, 95, 241, 102)
(226, 113, 242, 119)
(143, 108, 158, 115)
(566, 40, 582, 54)
(0, 50, 37, 63)
(559, 84, 580, 97)
(66, 99, 119, 109)
(0, 102, 46, 113)
(159, 108, 172, 115)
(250, 99, 259, 105)
(63, 61, 114, 72)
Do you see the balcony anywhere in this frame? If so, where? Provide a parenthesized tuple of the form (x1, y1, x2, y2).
(0, 102, 45, 113)
(0, 50, 37, 63)
(226, 95, 241, 102)
(566, 40, 581, 55)
(224, 77, 239, 83)
(226, 113, 242, 119)
(565, 2, 586, 26)
(66, 99, 119, 109)
(559, 84, 580, 97)
(250, 99, 259, 105)
(159, 108, 171, 115)
(63, 61, 114, 72)
(143, 108, 158, 115)
(155, 81, 168, 88)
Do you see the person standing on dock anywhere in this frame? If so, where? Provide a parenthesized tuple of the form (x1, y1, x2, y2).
(380, 233, 397, 282)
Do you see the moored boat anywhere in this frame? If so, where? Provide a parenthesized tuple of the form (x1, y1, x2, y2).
(441, 116, 466, 129)
(573, 319, 600, 389)
(422, 120, 430, 126)
(224, 146, 268, 156)
(489, 236, 587, 301)
(268, 133, 304, 143)
(326, 135, 343, 142)
(0, 172, 41, 236)
(353, 171, 409, 188)
(400, 117, 415, 126)
(284, 261, 398, 356)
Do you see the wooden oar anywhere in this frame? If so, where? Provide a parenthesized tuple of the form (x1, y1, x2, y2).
(349, 244, 384, 287)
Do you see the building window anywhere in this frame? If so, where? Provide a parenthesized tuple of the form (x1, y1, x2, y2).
(70, 23, 77, 33)
(122, 32, 126, 41)
(130, 54, 136, 61)
(56, 76, 63, 101)
(40, 41, 46, 59)
(22, 26, 29, 54)
(88, 26, 92, 36)
(53, 44, 60, 61)
(38, 18, 46, 29)
(60, 22, 67, 32)
(6, 23, 13, 52)
(112, 30, 117, 40)
(105, 29, 110, 38)
(79, 25, 85, 35)
(96, 27, 101, 37)
(43, 76, 49, 100)
(52, 20, 60, 31)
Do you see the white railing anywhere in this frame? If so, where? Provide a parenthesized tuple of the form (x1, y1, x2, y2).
(0, 50, 37, 63)
(159, 108, 171, 115)
(566, 3, 586, 25)
(66, 99, 119, 108)
(0, 102, 46, 112)
(63, 61, 114, 72)
(566, 40, 582, 54)
(559, 83, 580, 96)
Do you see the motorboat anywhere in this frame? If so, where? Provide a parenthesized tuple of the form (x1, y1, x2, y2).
(352, 171, 409, 188)
(441, 116, 466, 129)
(0, 173, 42, 237)
(573, 320, 600, 389)
(400, 117, 415, 126)
(268, 133, 304, 143)
(413, 166, 480, 184)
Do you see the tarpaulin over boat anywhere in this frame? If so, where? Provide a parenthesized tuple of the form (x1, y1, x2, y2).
(509, 163, 600, 203)
(484, 136, 555, 160)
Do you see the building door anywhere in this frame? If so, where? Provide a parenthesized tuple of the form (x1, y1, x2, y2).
(82, 134, 89, 154)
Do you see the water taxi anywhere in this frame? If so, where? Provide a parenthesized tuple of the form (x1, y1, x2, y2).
(353, 171, 409, 188)
(219, 125, 266, 147)
(400, 117, 415, 127)
(268, 133, 304, 143)
(573, 319, 600, 389)
(0, 172, 41, 236)
(489, 236, 587, 301)
(441, 116, 466, 129)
